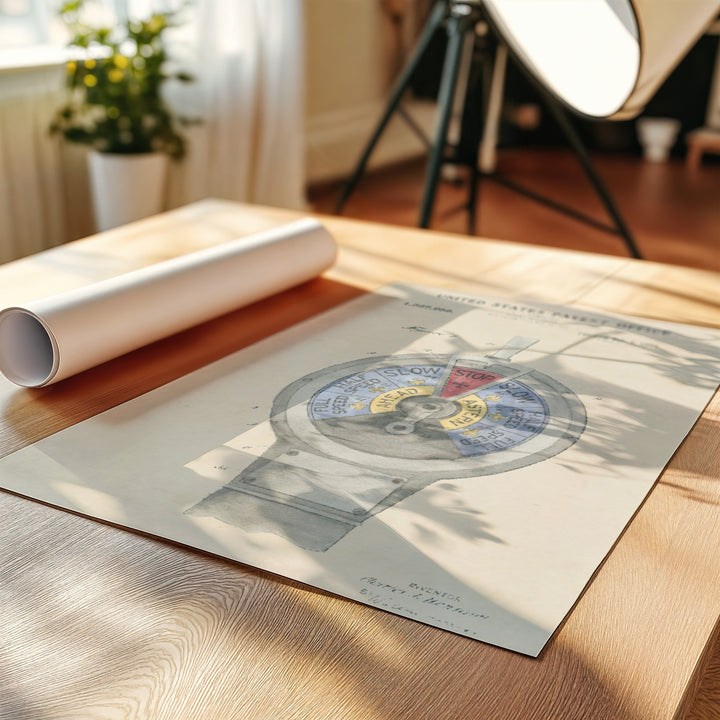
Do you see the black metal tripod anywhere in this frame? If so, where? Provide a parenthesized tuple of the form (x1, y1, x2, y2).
(334, 0, 642, 259)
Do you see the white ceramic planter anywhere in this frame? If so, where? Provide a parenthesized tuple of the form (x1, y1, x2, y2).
(87, 151, 169, 231)
(636, 117, 681, 163)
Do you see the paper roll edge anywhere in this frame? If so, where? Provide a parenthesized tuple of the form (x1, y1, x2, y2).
(0, 307, 59, 387)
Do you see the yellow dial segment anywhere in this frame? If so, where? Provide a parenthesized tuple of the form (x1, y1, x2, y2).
(440, 394, 487, 430)
(369, 385, 433, 413)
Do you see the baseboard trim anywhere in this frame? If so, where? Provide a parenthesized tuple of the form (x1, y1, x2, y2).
(305, 98, 437, 185)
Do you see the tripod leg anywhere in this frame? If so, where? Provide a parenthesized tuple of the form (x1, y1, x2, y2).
(419, 9, 474, 228)
(467, 156, 480, 235)
(478, 43, 507, 174)
(465, 34, 501, 235)
(334, 0, 447, 214)
(540, 90, 643, 259)
(439, 21, 476, 183)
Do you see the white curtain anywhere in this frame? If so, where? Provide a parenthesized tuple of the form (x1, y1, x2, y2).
(0, 0, 306, 263)
(167, 0, 307, 211)
(0, 66, 69, 264)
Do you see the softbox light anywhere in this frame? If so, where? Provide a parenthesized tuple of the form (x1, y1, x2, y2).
(483, 0, 720, 119)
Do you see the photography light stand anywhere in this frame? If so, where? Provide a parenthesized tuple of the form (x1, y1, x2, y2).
(334, 0, 642, 259)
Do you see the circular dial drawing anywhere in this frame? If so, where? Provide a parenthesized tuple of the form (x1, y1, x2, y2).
(276, 349, 586, 479)
(308, 363, 548, 459)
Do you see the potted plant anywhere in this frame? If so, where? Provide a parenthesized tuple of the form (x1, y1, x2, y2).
(50, 0, 193, 231)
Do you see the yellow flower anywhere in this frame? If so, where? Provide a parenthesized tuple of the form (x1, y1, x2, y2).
(147, 16, 164, 33)
(83, 75, 98, 87)
(66, 60, 77, 73)
(113, 55, 129, 69)
(108, 68, 124, 83)
(84, 59, 96, 69)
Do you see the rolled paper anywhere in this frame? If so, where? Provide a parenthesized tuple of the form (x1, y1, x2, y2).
(0, 218, 337, 387)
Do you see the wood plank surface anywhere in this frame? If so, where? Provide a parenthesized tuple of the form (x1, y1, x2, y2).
(1, 199, 719, 720)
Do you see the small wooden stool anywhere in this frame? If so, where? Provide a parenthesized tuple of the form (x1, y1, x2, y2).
(686, 127, 720, 170)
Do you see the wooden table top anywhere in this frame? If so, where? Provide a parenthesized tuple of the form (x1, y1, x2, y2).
(1, 199, 719, 720)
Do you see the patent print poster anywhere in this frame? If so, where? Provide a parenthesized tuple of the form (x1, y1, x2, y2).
(1, 285, 719, 656)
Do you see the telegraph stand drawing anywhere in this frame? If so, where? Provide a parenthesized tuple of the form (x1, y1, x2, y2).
(189, 337, 587, 551)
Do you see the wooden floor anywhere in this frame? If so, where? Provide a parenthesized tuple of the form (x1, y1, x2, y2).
(310, 148, 720, 272)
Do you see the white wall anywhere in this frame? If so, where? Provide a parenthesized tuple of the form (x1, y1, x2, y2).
(304, 0, 435, 184)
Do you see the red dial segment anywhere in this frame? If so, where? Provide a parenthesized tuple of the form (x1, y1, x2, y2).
(440, 366, 503, 398)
